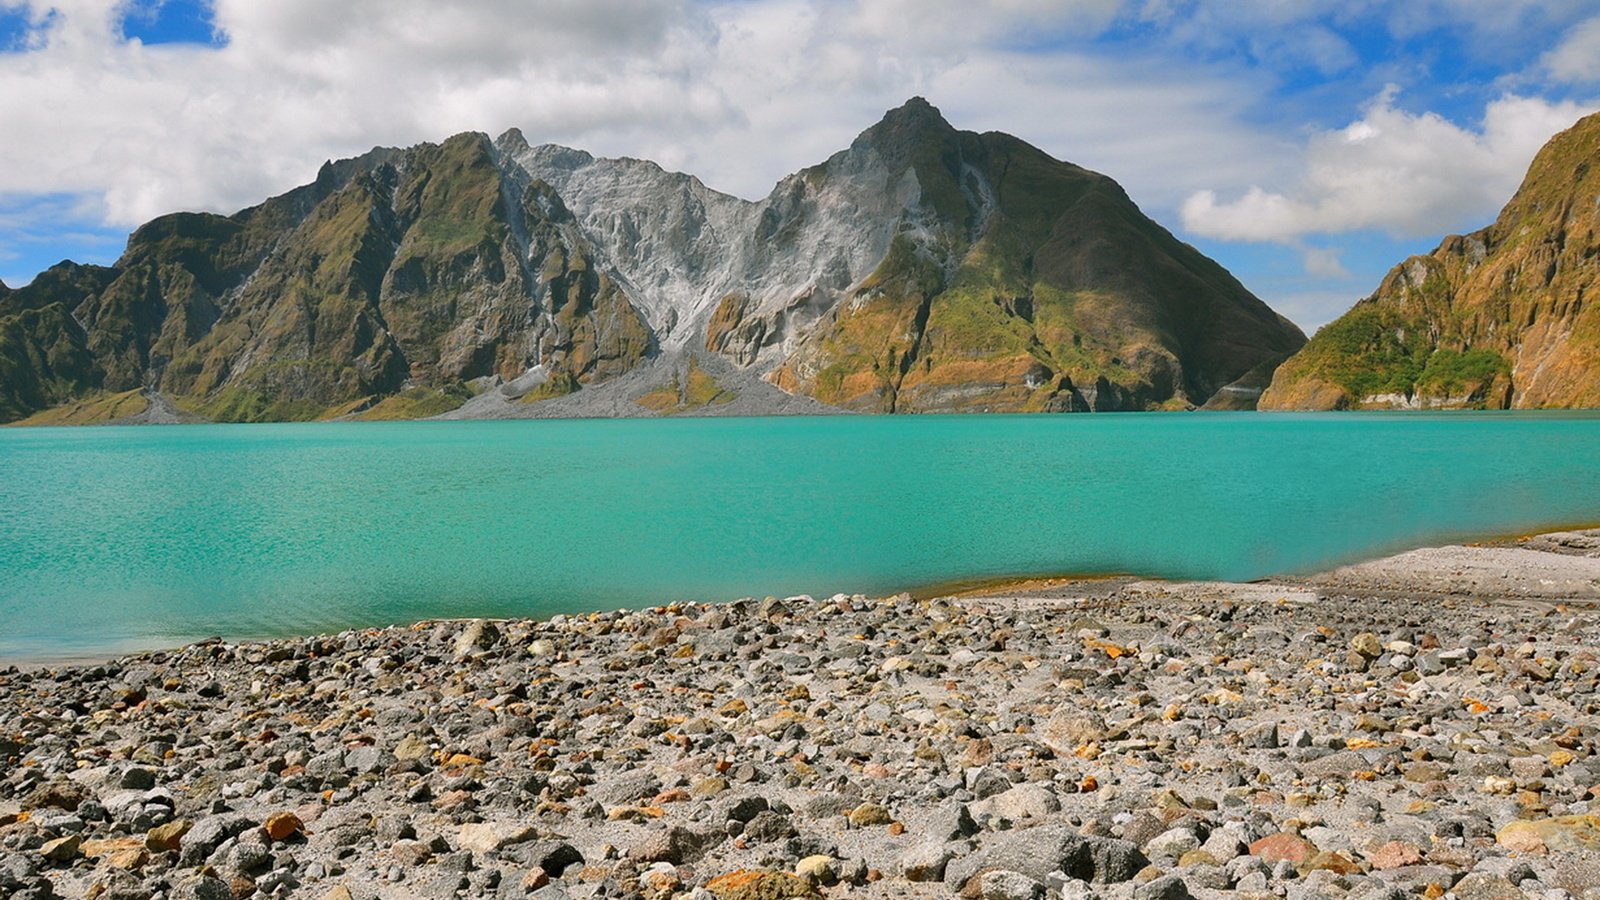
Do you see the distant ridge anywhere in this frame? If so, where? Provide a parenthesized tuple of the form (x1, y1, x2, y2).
(0, 98, 1305, 423)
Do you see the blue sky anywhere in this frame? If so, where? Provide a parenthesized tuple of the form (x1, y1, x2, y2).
(1, 1, 1597, 332)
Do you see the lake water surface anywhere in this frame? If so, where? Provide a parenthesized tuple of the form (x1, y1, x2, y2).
(3, 412, 1599, 662)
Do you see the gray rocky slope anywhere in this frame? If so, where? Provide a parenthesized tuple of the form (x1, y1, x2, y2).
(500, 125, 912, 364)
(461, 104, 962, 418)
(485, 98, 1304, 416)
(445, 101, 984, 418)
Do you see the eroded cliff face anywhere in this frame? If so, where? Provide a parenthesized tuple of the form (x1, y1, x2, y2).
(0, 99, 1303, 422)
(1262, 111, 1600, 411)
(514, 98, 1305, 414)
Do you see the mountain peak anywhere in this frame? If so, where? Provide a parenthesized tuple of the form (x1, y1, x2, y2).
(857, 96, 957, 151)
(885, 96, 947, 125)
(495, 127, 530, 153)
(1503, 107, 1600, 218)
(1569, 108, 1600, 135)
(1524, 108, 1600, 170)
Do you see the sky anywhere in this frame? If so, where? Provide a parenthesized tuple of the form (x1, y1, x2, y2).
(1, 1, 1598, 332)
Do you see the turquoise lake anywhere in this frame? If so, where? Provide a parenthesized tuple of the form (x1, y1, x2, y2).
(2, 412, 1600, 663)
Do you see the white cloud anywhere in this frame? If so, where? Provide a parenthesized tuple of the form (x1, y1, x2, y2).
(850, 0, 1123, 49)
(0, 0, 1594, 330)
(1259, 289, 1367, 334)
(1386, 0, 1594, 42)
(1301, 246, 1347, 278)
(1181, 87, 1598, 242)
(6, 0, 1221, 225)
(655, 0, 1293, 210)
(1146, 0, 1596, 77)
(0, 0, 1586, 214)
(0, 0, 726, 224)
(1544, 15, 1600, 85)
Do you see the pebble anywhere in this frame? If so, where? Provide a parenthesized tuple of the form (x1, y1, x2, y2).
(0, 551, 1595, 899)
(847, 802, 892, 827)
(264, 810, 301, 841)
(456, 821, 535, 854)
(1497, 814, 1600, 852)
(39, 834, 80, 862)
(1248, 832, 1315, 866)
(793, 853, 835, 885)
(897, 840, 954, 881)
(980, 869, 1047, 900)
(1134, 874, 1196, 900)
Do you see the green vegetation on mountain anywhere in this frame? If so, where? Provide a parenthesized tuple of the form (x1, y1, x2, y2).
(176, 387, 331, 424)
(1262, 110, 1600, 410)
(519, 371, 580, 404)
(776, 235, 947, 411)
(637, 357, 736, 414)
(1276, 305, 1433, 400)
(11, 389, 148, 426)
(0, 300, 103, 422)
(769, 99, 1306, 412)
(351, 384, 472, 421)
(0, 133, 652, 424)
(1417, 349, 1511, 396)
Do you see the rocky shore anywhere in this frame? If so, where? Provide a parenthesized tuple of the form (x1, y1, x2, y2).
(4, 531, 1600, 900)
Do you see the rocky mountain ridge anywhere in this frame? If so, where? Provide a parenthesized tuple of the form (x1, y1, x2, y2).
(0, 99, 1306, 424)
(1261, 110, 1600, 410)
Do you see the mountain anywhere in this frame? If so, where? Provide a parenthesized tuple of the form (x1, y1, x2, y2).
(0, 99, 1305, 424)
(1261, 111, 1600, 411)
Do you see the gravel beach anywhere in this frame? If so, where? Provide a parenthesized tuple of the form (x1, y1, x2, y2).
(4, 530, 1600, 900)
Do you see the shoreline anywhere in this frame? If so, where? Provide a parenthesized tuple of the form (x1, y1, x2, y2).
(2, 530, 1600, 899)
(9, 524, 1600, 672)
(10, 405, 1600, 430)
